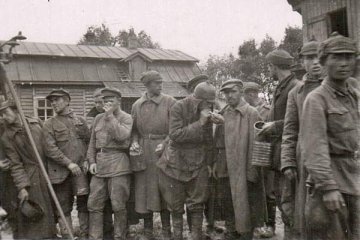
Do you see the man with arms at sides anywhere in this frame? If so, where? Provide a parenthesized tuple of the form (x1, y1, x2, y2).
(130, 70, 176, 240)
(43, 89, 90, 239)
(258, 49, 299, 239)
(280, 40, 323, 239)
(1, 100, 56, 239)
(301, 33, 360, 240)
(87, 88, 133, 240)
(212, 79, 265, 240)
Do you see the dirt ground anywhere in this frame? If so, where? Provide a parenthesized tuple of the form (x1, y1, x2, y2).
(0, 209, 284, 240)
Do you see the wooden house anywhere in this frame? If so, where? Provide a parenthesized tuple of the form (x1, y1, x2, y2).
(3, 42, 201, 120)
(287, 0, 360, 46)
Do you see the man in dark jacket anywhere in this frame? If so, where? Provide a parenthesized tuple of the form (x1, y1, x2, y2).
(0, 100, 56, 239)
(258, 49, 299, 239)
(157, 82, 215, 240)
(280, 40, 322, 239)
(43, 89, 91, 239)
(301, 33, 360, 240)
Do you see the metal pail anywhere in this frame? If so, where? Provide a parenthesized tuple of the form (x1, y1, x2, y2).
(252, 121, 272, 167)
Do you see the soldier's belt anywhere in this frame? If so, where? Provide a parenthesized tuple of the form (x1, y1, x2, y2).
(96, 148, 127, 154)
(331, 150, 360, 159)
(141, 134, 167, 140)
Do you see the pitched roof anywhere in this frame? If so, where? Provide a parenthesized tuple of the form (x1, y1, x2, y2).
(7, 41, 199, 62)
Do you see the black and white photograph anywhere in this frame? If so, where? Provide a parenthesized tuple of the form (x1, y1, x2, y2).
(0, 0, 359, 239)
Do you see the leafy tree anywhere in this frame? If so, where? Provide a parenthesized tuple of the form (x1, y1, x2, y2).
(279, 26, 303, 60)
(78, 24, 160, 48)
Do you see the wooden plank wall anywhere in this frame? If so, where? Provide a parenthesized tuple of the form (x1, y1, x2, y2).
(301, 0, 347, 41)
(16, 84, 102, 120)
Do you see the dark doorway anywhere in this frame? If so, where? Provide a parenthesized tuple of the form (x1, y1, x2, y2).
(329, 8, 349, 37)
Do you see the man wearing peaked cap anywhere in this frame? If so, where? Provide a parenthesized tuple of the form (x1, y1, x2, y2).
(130, 70, 176, 239)
(87, 84, 133, 239)
(280, 39, 323, 239)
(46, 88, 71, 101)
(217, 78, 265, 238)
(43, 88, 91, 239)
(300, 33, 360, 239)
(157, 81, 216, 239)
(260, 49, 300, 239)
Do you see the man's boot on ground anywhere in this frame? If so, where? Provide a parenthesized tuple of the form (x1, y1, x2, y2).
(78, 212, 89, 239)
(160, 210, 171, 240)
(103, 206, 114, 240)
(58, 216, 74, 239)
(113, 209, 127, 240)
(142, 213, 154, 240)
(172, 212, 184, 240)
(89, 211, 104, 240)
(190, 210, 204, 240)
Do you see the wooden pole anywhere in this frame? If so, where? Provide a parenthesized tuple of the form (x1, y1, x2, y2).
(0, 63, 75, 240)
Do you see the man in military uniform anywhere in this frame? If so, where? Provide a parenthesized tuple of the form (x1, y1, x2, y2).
(43, 89, 90, 239)
(301, 33, 360, 239)
(280, 40, 323, 239)
(86, 88, 114, 240)
(87, 87, 133, 240)
(157, 82, 215, 240)
(258, 49, 299, 239)
(130, 70, 176, 239)
(0, 100, 56, 239)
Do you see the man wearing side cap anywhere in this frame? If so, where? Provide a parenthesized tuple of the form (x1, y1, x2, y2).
(280, 40, 323, 239)
(157, 82, 215, 240)
(258, 49, 299, 238)
(130, 70, 176, 239)
(87, 87, 133, 240)
(213, 79, 264, 239)
(243, 82, 270, 121)
(43, 89, 91, 239)
(0, 100, 56, 239)
(300, 33, 360, 239)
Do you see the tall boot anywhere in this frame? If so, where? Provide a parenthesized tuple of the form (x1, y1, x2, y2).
(78, 212, 89, 239)
(172, 212, 184, 240)
(89, 212, 104, 240)
(160, 210, 171, 240)
(103, 210, 114, 240)
(190, 210, 204, 240)
(113, 209, 127, 240)
(143, 213, 154, 239)
(58, 216, 74, 239)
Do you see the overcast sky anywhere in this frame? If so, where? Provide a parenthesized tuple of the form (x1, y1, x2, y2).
(1, 0, 302, 63)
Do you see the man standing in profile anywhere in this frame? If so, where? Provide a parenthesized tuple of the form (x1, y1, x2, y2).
(87, 87, 133, 240)
(212, 79, 264, 240)
(280, 40, 322, 239)
(130, 70, 176, 240)
(301, 33, 360, 239)
(258, 49, 299, 239)
(43, 89, 90, 239)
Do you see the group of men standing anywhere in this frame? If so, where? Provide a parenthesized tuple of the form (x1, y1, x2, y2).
(0, 31, 359, 240)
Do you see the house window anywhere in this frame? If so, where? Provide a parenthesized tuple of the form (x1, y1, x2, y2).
(36, 98, 54, 120)
(328, 8, 349, 37)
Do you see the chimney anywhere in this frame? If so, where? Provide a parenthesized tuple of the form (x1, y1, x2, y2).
(128, 28, 139, 49)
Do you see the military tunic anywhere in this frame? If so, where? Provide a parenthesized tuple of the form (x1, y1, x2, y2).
(2, 117, 56, 239)
(87, 110, 133, 212)
(301, 78, 360, 239)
